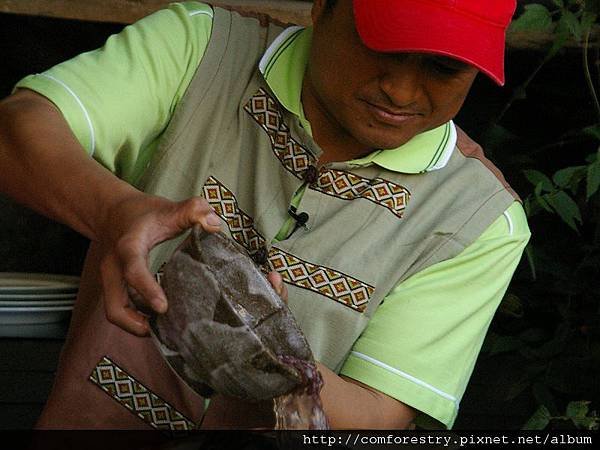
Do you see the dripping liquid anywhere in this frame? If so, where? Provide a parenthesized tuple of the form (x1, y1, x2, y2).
(273, 355, 329, 430)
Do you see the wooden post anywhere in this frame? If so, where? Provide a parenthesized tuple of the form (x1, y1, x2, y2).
(0, 0, 596, 49)
(0, 0, 312, 26)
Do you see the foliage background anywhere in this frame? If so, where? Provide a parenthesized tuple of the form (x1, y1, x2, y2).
(453, 0, 600, 430)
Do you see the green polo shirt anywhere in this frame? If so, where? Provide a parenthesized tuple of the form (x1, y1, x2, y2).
(15, 2, 530, 429)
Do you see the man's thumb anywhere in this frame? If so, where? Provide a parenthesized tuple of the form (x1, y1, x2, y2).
(173, 197, 222, 231)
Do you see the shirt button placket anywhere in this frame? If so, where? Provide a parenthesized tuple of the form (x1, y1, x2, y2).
(252, 245, 269, 269)
(303, 164, 319, 185)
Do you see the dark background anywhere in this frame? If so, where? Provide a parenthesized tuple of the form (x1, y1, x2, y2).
(0, 4, 597, 431)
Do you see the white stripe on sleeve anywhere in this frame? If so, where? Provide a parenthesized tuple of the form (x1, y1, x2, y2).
(39, 73, 96, 156)
(189, 10, 213, 17)
(350, 351, 459, 407)
(503, 210, 514, 236)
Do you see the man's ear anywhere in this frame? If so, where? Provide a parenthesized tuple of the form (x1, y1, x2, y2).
(311, 0, 327, 24)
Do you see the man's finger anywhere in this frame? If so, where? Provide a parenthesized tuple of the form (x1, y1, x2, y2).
(267, 271, 288, 304)
(120, 252, 167, 314)
(172, 197, 222, 233)
(100, 253, 150, 336)
(107, 302, 151, 337)
(127, 285, 157, 317)
(280, 283, 288, 304)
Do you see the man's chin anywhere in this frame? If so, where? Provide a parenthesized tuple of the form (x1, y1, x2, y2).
(345, 120, 422, 150)
(355, 132, 415, 152)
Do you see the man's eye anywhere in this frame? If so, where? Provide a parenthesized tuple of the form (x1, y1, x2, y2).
(427, 57, 470, 76)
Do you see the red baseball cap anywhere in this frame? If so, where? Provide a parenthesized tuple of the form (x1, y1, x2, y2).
(353, 0, 517, 85)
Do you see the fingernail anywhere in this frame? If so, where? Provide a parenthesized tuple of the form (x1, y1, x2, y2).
(206, 213, 221, 226)
(136, 320, 149, 333)
(154, 298, 168, 313)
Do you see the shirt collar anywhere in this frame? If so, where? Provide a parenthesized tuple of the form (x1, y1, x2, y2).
(258, 27, 456, 174)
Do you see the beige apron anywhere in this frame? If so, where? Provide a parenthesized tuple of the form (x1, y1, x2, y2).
(36, 243, 204, 430)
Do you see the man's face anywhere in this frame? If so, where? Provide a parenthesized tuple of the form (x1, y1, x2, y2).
(304, 0, 479, 155)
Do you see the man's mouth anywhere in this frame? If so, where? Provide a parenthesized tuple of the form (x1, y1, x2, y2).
(363, 101, 422, 126)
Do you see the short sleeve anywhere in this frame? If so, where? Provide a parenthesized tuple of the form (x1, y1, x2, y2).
(339, 201, 531, 429)
(13, 1, 214, 183)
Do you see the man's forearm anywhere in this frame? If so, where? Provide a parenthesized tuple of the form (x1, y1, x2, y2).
(317, 362, 416, 429)
(0, 89, 141, 242)
(0, 89, 225, 336)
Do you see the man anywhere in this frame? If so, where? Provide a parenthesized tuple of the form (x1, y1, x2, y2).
(0, 0, 529, 430)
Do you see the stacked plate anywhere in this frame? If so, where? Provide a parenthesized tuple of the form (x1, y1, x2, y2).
(0, 273, 79, 338)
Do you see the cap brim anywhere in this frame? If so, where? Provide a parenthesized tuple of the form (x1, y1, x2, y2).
(353, 0, 507, 86)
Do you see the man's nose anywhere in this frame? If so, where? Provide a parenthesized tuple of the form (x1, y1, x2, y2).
(378, 56, 425, 108)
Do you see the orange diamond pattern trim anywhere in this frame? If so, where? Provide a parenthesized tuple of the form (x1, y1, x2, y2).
(244, 88, 411, 218)
(268, 248, 374, 312)
(315, 169, 410, 219)
(203, 176, 265, 253)
(201, 176, 375, 312)
(90, 356, 196, 431)
(243, 89, 313, 176)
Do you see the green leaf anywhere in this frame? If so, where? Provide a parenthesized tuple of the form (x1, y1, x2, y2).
(548, 14, 572, 58)
(535, 185, 554, 213)
(488, 334, 523, 356)
(552, 0, 565, 7)
(572, 416, 600, 431)
(545, 190, 582, 231)
(524, 169, 554, 191)
(510, 4, 554, 32)
(530, 323, 571, 360)
(553, 166, 586, 192)
(506, 376, 534, 401)
(522, 405, 552, 430)
(525, 195, 545, 218)
(582, 124, 600, 141)
(525, 244, 537, 281)
(523, 196, 531, 216)
(482, 123, 518, 153)
(581, 12, 598, 33)
(566, 401, 590, 419)
(532, 382, 560, 416)
(562, 10, 583, 41)
(587, 159, 600, 199)
(506, 364, 545, 400)
(498, 293, 525, 318)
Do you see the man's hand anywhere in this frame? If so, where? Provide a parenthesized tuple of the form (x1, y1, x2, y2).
(0, 90, 229, 337)
(97, 194, 222, 336)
